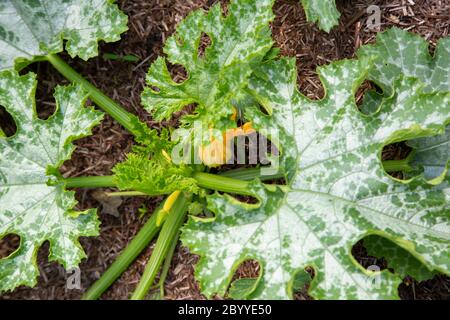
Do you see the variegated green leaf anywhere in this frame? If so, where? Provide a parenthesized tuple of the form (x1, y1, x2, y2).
(407, 126, 449, 184)
(300, 0, 340, 32)
(358, 28, 450, 95)
(358, 28, 450, 183)
(0, 0, 128, 71)
(363, 235, 436, 282)
(182, 57, 450, 300)
(141, 0, 275, 132)
(0, 70, 103, 291)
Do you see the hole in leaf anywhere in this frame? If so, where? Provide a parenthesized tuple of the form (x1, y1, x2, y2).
(0, 234, 20, 259)
(21, 61, 66, 120)
(298, 71, 326, 101)
(428, 42, 436, 57)
(227, 259, 261, 299)
(227, 193, 259, 204)
(293, 267, 314, 300)
(351, 239, 388, 271)
(355, 80, 383, 115)
(381, 141, 412, 180)
(0, 105, 17, 137)
(198, 32, 212, 59)
(166, 61, 188, 84)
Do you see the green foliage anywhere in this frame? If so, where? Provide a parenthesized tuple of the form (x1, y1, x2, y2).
(1, 0, 449, 301)
(141, 0, 275, 133)
(364, 236, 437, 282)
(407, 127, 449, 184)
(357, 29, 449, 184)
(0, 0, 128, 71)
(228, 270, 311, 299)
(0, 70, 103, 291)
(300, 0, 340, 32)
(358, 28, 450, 95)
(113, 153, 199, 196)
(182, 54, 450, 299)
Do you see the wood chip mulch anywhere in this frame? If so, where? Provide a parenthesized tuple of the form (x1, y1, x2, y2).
(0, 0, 449, 300)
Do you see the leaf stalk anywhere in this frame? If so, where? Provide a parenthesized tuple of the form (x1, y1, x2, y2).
(45, 54, 139, 134)
(131, 193, 190, 300)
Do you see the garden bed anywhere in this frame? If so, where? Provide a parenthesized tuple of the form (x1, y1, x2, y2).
(0, 0, 449, 300)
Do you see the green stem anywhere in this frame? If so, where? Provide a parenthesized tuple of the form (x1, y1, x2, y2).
(157, 231, 179, 298)
(82, 205, 162, 300)
(45, 54, 138, 134)
(131, 193, 190, 300)
(382, 159, 413, 172)
(105, 191, 147, 197)
(63, 172, 255, 195)
(64, 158, 413, 195)
(65, 175, 115, 188)
(220, 167, 285, 181)
(193, 171, 254, 196)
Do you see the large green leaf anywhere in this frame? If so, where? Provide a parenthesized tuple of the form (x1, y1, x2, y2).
(0, 70, 103, 291)
(141, 0, 275, 133)
(300, 0, 340, 32)
(358, 28, 450, 183)
(0, 0, 128, 71)
(181, 57, 450, 299)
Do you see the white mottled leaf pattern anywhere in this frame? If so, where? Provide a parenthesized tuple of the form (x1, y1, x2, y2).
(141, 0, 275, 132)
(0, 70, 103, 291)
(300, 0, 340, 32)
(358, 28, 450, 183)
(0, 0, 128, 71)
(181, 56, 450, 299)
(358, 28, 450, 95)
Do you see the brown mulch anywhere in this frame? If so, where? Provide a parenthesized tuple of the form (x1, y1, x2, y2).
(1, 0, 449, 300)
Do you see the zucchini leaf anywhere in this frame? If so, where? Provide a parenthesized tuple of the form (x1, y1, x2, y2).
(0, 70, 103, 291)
(112, 153, 199, 196)
(181, 57, 450, 299)
(0, 0, 128, 71)
(141, 0, 275, 133)
(300, 0, 340, 32)
(358, 28, 450, 183)
(112, 123, 199, 196)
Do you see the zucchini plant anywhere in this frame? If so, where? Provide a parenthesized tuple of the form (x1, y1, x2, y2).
(0, 0, 449, 300)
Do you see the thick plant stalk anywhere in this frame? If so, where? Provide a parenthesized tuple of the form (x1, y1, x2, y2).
(65, 175, 115, 188)
(131, 193, 190, 300)
(382, 159, 413, 173)
(64, 158, 413, 193)
(192, 171, 255, 195)
(219, 167, 285, 181)
(45, 54, 139, 134)
(155, 230, 180, 298)
(82, 205, 162, 300)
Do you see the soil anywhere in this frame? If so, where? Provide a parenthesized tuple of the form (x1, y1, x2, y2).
(0, 0, 449, 300)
